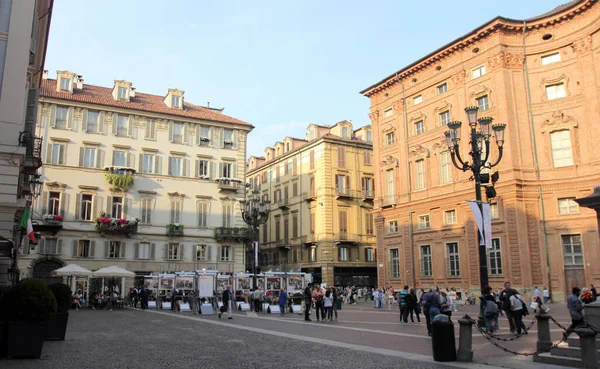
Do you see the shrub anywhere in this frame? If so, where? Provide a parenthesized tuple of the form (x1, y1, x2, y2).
(48, 283, 73, 313)
(0, 279, 57, 322)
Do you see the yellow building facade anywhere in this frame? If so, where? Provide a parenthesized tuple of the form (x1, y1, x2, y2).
(246, 121, 377, 286)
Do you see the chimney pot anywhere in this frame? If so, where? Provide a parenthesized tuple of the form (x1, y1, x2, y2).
(42, 70, 48, 80)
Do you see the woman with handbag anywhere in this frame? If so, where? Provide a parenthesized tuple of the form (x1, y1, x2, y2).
(407, 288, 421, 323)
(509, 289, 528, 335)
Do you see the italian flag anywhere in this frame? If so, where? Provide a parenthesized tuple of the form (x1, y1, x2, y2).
(20, 207, 35, 243)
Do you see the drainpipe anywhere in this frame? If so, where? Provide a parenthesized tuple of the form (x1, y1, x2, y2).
(396, 73, 416, 288)
(523, 21, 552, 298)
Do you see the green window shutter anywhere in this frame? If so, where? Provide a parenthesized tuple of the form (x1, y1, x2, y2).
(89, 241, 95, 258)
(168, 121, 173, 142)
(72, 240, 78, 257)
(164, 243, 169, 260)
(231, 246, 235, 261)
(79, 147, 84, 167)
(106, 196, 113, 216)
(104, 241, 109, 258)
(155, 155, 161, 174)
(57, 239, 63, 254)
(138, 154, 143, 172)
(82, 109, 88, 132)
(207, 245, 212, 261)
(150, 243, 155, 259)
(127, 115, 134, 137)
(59, 193, 69, 218)
(134, 243, 139, 259)
(120, 242, 126, 258)
(98, 111, 105, 133)
(49, 105, 56, 128)
(112, 113, 118, 135)
(66, 107, 74, 130)
(41, 191, 48, 215)
(75, 193, 81, 220)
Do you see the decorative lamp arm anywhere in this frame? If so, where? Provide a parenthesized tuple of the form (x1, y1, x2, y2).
(488, 146, 504, 168)
(482, 139, 491, 168)
(451, 147, 469, 171)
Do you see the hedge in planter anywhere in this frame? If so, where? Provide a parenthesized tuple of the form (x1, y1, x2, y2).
(47, 283, 73, 341)
(0, 279, 57, 359)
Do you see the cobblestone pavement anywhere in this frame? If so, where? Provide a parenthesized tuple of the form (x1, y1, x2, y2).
(0, 300, 571, 369)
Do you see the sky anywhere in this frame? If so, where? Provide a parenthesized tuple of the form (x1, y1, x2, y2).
(44, 0, 568, 157)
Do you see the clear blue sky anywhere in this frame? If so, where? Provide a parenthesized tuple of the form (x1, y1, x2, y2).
(44, 0, 567, 157)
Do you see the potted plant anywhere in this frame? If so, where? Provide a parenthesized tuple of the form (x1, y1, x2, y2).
(0, 279, 57, 359)
(46, 283, 73, 341)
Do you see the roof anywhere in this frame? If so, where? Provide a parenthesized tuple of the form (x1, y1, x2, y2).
(40, 79, 253, 127)
(359, 0, 594, 96)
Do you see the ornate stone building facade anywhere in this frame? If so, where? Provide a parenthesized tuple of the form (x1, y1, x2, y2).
(246, 121, 377, 286)
(361, 0, 600, 301)
(18, 71, 252, 284)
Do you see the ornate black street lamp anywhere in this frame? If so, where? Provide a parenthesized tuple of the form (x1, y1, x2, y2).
(445, 106, 506, 326)
(240, 190, 270, 289)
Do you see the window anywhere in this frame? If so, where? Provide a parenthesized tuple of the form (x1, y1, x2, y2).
(363, 151, 371, 165)
(421, 245, 432, 277)
(444, 210, 457, 225)
(48, 192, 60, 215)
(76, 240, 90, 258)
(362, 177, 374, 197)
(223, 129, 234, 148)
(390, 249, 400, 278)
(418, 215, 430, 230)
(337, 147, 345, 167)
(413, 95, 422, 105)
(541, 52, 560, 65)
(116, 114, 128, 137)
(309, 150, 315, 170)
(59, 77, 70, 91)
(563, 234, 584, 265)
(386, 169, 395, 204)
(172, 123, 184, 143)
(366, 130, 372, 142)
(472, 65, 486, 79)
(221, 162, 232, 178)
(49, 142, 66, 165)
(170, 200, 181, 224)
(108, 241, 122, 258)
(292, 214, 298, 238)
(222, 203, 233, 227)
(118, 86, 127, 99)
(171, 95, 180, 108)
(292, 182, 298, 197)
(310, 211, 315, 234)
(338, 246, 348, 262)
(197, 159, 209, 178)
(196, 245, 208, 261)
(477, 95, 489, 111)
(42, 238, 58, 255)
(365, 248, 374, 262)
(366, 213, 374, 235)
(197, 201, 209, 227)
(388, 220, 399, 234)
(285, 161, 292, 175)
(383, 107, 393, 118)
(140, 198, 152, 224)
(310, 247, 317, 262)
(440, 151, 451, 184)
(167, 243, 180, 260)
(447, 242, 460, 277)
(342, 126, 349, 138)
(558, 198, 579, 215)
(55, 107, 68, 129)
(437, 83, 448, 94)
(439, 110, 451, 127)
(145, 119, 156, 140)
(415, 120, 424, 135)
(113, 150, 127, 167)
(550, 130, 573, 167)
(138, 242, 152, 259)
(220, 245, 232, 261)
(386, 132, 395, 145)
(169, 156, 182, 176)
(275, 217, 281, 240)
(415, 159, 425, 190)
(488, 238, 503, 275)
(546, 83, 566, 100)
(80, 194, 93, 221)
(489, 203, 499, 219)
(86, 111, 99, 133)
(142, 153, 154, 174)
(336, 174, 348, 194)
(83, 147, 96, 168)
(111, 196, 123, 218)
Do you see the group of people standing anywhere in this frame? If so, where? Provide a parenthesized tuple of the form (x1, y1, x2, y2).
(302, 284, 339, 322)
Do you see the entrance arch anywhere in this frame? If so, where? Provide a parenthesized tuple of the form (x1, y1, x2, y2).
(32, 258, 64, 285)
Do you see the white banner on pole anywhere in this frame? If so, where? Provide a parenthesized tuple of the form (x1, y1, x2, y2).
(253, 241, 259, 267)
(482, 202, 492, 249)
(468, 201, 484, 245)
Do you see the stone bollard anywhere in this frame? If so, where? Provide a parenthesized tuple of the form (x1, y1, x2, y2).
(457, 316, 474, 362)
(574, 326, 598, 369)
(535, 313, 552, 352)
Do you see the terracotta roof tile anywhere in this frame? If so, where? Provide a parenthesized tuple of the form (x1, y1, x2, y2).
(40, 79, 252, 127)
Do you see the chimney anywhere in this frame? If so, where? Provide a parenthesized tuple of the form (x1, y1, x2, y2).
(42, 70, 48, 80)
(130, 87, 136, 98)
(76, 75, 84, 89)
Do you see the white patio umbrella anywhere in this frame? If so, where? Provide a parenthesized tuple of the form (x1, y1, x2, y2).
(93, 266, 135, 310)
(52, 264, 93, 295)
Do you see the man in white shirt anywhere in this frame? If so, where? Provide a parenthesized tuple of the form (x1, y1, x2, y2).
(542, 287, 550, 304)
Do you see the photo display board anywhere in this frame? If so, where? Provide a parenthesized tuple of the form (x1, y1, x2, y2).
(216, 275, 229, 294)
(198, 275, 214, 298)
(175, 276, 193, 290)
(160, 275, 175, 290)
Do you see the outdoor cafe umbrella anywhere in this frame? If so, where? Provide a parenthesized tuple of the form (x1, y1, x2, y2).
(52, 264, 93, 295)
(93, 266, 135, 311)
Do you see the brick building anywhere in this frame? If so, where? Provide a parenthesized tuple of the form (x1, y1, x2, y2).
(361, 0, 600, 301)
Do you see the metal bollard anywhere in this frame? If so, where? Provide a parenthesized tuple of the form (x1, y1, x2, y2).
(457, 315, 474, 362)
(574, 326, 598, 369)
(535, 313, 552, 352)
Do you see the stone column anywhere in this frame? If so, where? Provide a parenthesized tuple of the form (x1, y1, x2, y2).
(457, 316, 474, 362)
(535, 313, 552, 352)
(574, 326, 598, 369)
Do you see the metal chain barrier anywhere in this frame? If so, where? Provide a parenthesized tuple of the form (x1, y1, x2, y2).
(465, 315, 536, 342)
(463, 314, 572, 356)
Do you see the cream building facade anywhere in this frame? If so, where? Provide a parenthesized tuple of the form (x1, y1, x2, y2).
(361, 0, 600, 301)
(19, 71, 252, 284)
(0, 0, 53, 286)
(246, 121, 377, 287)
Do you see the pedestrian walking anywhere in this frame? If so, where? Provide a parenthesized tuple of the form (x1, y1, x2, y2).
(303, 285, 312, 321)
(324, 289, 334, 321)
(312, 285, 325, 322)
(542, 287, 550, 305)
(399, 285, 409, 323)
(482, 285, 499, 335)
(440, 289, 453, 321)
(278, 289, 287, 316)
(219, 285, 233, 320)
(565, 287, 584, 337)
(500, 281, 516, 333)
(509, 289, 528, 335)
(406, 288, 421, 323)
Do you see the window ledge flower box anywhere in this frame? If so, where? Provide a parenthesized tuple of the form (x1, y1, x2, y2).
(94, 214, 139, 237)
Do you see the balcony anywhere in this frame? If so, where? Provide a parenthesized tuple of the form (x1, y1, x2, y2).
(381, 195, 396, 208)
(19, 131, 43, 170)
(166, 223, 184, 236)
(95, 217, 139, 237)
(216, 178, 243, 192)
(32, 215, 64, 236)
(276, 239, 291, 249)
(358, 234, 376, 244)
(334, 232, 358, 245)
(105, 167, 136, 192)
(361, 190, 375, 201)
(215, 227, 252, 242)
(303, 234, 318, 245)
(336, 188, 353, 200)
(303, 191, 317, 202)
(277, 197, 290, 210)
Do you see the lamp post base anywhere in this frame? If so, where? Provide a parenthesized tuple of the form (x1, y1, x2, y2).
(477, 295, 486, 329)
